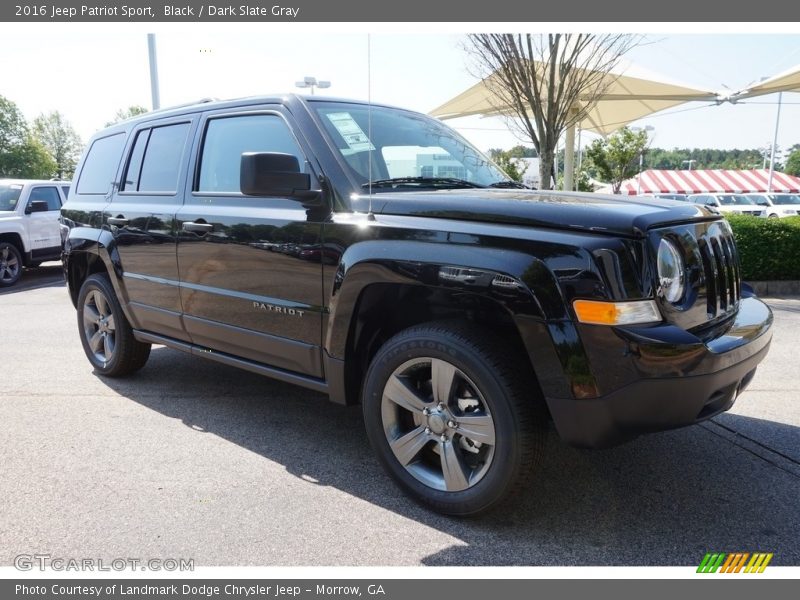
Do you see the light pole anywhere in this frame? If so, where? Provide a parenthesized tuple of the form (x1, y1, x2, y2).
(631, 125, 654, 195)
(767, 92, 783, 193)
(295, 76, 331, 95)
(147, 34, 160, 110)
(682, 159, 697, 170)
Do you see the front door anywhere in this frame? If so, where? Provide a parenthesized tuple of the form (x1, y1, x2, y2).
(25, 185, 63, 257)
(176, 108, 325, 378)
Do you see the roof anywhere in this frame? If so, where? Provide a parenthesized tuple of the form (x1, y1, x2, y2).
(0, 179, 70, 186)
(89, 94, 427, 139)
(615, 169, 800, 195)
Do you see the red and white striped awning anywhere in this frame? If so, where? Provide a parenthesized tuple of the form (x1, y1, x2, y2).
(618, 169, 800, 195)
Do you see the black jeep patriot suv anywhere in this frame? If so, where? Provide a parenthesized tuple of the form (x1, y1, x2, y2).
(62, 95, 773, 515)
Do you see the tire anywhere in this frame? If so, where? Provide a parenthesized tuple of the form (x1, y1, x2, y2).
(0, 242, 23, 287)
(768, 214, 779, 219)
(76, 273, 151, 376)
(362, 320, 546, 516)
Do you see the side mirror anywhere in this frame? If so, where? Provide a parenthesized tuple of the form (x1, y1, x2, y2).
(25, 200, 50, 214)
(240, 152, 316, 201)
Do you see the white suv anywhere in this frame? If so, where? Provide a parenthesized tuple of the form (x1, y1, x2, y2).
(744, 193, 800, 218)
(0, 179, 70, 287)
(687, 193, 765, 217)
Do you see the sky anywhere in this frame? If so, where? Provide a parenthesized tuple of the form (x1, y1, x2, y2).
(1, 26, 799, 159)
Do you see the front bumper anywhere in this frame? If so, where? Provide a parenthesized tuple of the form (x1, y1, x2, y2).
(546, 296, 773, 448)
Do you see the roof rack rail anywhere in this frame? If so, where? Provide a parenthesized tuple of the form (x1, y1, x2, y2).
(150, 97, 220, 113)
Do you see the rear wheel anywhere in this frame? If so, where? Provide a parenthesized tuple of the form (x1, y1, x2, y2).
(0, 242, 23, 287)
(362, 321, 546, 516)
(77, 274, 151, 376)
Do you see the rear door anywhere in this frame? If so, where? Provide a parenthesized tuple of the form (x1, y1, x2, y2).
(107, 117, 197, 341)
(176, 106, 325, 377)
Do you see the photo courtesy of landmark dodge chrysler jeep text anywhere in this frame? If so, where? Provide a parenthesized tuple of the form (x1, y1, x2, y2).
(61, 95, 773, 515)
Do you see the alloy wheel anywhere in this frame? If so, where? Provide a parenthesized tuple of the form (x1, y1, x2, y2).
(380, 357, 496, 492)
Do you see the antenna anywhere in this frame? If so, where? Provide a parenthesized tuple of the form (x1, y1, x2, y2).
(366, 33, 375, 221)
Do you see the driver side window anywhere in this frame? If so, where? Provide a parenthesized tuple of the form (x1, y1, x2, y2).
(28, 186, 61, 211)
(197, 114, 306, 193)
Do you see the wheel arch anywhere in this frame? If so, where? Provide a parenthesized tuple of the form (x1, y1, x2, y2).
(0, 231, 25, 255)
(64, 227, 125, 311)
(324, 242, 563, 407)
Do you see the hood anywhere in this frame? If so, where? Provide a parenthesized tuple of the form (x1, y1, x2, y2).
(352, 189, 720, 237)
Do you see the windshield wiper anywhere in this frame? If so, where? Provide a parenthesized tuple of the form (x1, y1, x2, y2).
(487, 180, 529, 189)
(361, 177, 486, 189)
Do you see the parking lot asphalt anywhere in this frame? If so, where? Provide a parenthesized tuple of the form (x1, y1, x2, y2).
(1, 265, 798, 566)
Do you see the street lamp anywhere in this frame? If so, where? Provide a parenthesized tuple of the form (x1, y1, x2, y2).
(295, 76, 331, 95)
(631, 125, 655, 195)
(682, 159, 697, 170)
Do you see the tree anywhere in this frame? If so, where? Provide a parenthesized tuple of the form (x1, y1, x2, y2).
(0, 95, 29, 160)
(105, 105, 149, 127)
(2, 138, 58, 178)
(488, 148, 528, 182)
(785, 149, 800, 177)
(0, 95, 57, 178)
(32, 111, 82, 179)
(465, 34, 639, 190)
(585, 127, 649, 194)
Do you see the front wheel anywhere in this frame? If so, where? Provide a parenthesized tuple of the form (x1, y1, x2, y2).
(362, 321, 546, 516)
(77, 274, 151, 376)
(0, 242, 23, 287)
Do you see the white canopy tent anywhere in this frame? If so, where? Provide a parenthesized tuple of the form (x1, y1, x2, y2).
(429, 59, 719, 190)
(729, 64, 800, 193)
(732, 64, 800, 99)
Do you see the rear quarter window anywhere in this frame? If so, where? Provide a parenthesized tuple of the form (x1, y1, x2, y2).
(75, 133, 126, 195)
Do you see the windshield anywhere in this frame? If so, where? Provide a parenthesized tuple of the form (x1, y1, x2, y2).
(0, 184, 23, 211)
(770, 194, 800, 205)
(311, 102, 510, 190)
(718, 194, 755, 206)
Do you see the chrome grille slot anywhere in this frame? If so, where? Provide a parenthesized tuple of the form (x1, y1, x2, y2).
(698, 225, 741, 319)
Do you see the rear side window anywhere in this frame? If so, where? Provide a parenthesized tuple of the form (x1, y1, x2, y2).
(197, 114, 305, 193)
(123, 122, 190, 193)
(28, 186, 61, 211)
(60, 185, 70, 200)
(76, 133, 126, 195)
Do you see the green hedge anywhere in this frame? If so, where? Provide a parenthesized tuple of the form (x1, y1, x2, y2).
(726, 214, 800, 281)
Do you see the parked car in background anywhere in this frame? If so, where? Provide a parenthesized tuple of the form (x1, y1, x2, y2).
(645, 193, 688, 201)
(687, 193, 765, 216)
(0, 179, 70, 287)
(744, 193, 800, 218)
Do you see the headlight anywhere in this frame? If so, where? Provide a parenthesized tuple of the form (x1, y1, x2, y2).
(657, 238, 685, 303)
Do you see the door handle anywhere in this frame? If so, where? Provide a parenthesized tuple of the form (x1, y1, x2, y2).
(182, 221, 214, 233)
(107, 216, 129, 226)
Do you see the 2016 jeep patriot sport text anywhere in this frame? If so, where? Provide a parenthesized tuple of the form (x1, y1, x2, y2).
(61, 95, 773, 515)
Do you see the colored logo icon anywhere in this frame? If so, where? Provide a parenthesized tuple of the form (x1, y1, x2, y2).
(697, 552, 773, 573)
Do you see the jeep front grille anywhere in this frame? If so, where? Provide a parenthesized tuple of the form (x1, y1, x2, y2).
(697, 226, 741, 319)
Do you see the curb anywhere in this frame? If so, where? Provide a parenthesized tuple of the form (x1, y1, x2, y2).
(748, 280, 800, 297)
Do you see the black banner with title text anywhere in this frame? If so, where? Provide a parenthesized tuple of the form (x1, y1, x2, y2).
(3, 0, 800, 22)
